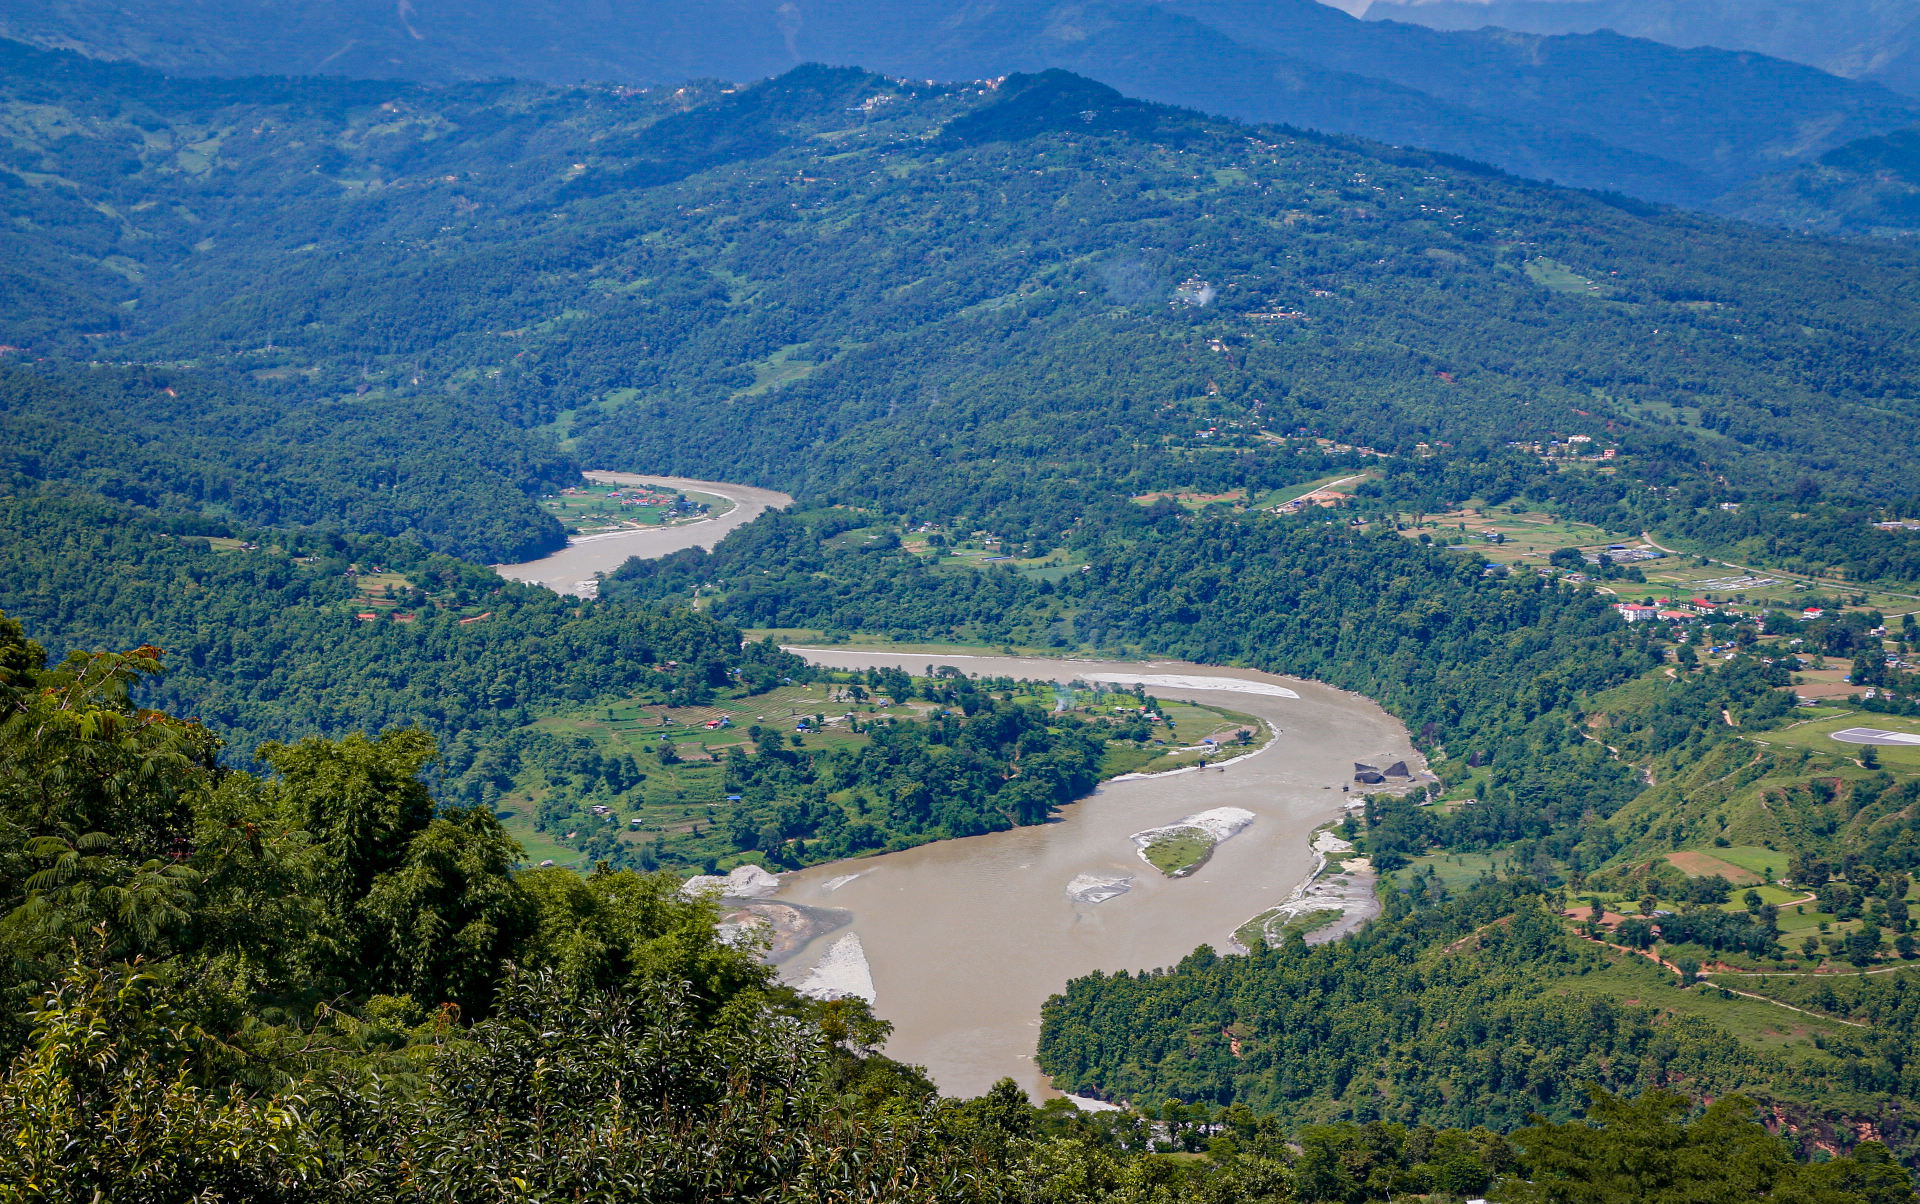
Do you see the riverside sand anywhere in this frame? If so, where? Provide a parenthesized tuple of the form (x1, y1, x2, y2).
(776, 650, 1414, 1098)
(494, 473, 792, 596)
(500, 489, 1416, 1098)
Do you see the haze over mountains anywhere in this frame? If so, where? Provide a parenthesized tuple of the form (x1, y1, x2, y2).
(2, 0, 1915, 211)
(1363, 0, 1920, 99)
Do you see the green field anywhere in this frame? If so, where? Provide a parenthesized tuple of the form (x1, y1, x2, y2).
(539, 482, 729, 536)
(1698, 845, 1792, 880)
(1140, 831, 1215, 876)
(497, 671, 1267, 871)
(1752, 710, 1920, 772)
(1382, 849, 1516, 894)
(1525, 256, 1618, 298)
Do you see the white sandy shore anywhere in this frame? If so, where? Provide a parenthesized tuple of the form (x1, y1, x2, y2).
(1232, 827, 1381, 951)
(1132, 807, 1256, 847)
(1065, 872, 1135, 904)
(1080, 672, 1300, 699)
(795, 933, 877, 1003)
(683, 863, 782, 899)
(1104, 735, 1275, 782)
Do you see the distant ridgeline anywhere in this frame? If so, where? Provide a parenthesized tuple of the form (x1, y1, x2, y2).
(12, 33, 1920, 1181)
(2, 44, 1920, 518)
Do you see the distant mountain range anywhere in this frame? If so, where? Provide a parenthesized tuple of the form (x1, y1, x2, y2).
(1362, 0, 1920, 99)
(2, 0, 1915, 211)
(1712, 123, 1920, 238)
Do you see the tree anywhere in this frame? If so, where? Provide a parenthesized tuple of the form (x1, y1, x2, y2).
(1499, 1088, 1902, 1204)
(0, 958, 322, 1203)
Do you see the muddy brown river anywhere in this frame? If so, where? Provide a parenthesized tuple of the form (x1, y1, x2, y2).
(498, 483, 1416, 1097)
(777, 649, 1415, 1099)
(494, 473, 792, 596)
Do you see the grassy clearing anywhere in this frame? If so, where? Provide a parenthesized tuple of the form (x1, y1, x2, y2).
(538, 482, 727, 536)
(1383, 849, 1516, 896)
(1665, 850, 1762, 884)
(1700, 845, 1792, 880)
(1541, 950, 1850, 1057)
(729, 343, 821, 399)
(1525, 256, 1621, 298)
(1405, 505, 1624, 573)
(1753, 710, 1920, 772)
(1141, 830, 1215, 877)
(1771, 711, 1920, 765)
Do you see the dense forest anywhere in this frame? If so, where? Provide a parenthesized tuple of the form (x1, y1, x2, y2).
(1037, 879, 1919, 1148)
(0, 492, 808, 754)
(9, 29, 1920, 1200)
(1, 365, 574, 562)
(6, 43, 1920, 514)
(6, 613, 1914, 1201)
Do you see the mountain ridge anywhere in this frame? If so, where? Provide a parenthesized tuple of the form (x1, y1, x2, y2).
(0, 0, 1912, 207)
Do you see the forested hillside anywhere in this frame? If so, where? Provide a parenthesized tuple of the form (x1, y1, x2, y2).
(5, 45, 1920, 507)
(9, 33, 1920, 1198)
(2, 0, 1911, 206)
(1038, 879, 1920, 1150)
(1, 365, 574, 562)
(1715, 122, 1920, 237)
(0, 492, 805, 753)
(5, 610, 1910, 1199)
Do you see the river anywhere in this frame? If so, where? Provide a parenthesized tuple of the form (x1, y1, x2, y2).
(497, 483, 1416, 1098)
(775, 649, 1416, 1099)
(494, 473, 793, 597)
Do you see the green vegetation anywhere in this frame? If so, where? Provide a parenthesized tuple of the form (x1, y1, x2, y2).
(14, 610, 1909, 1201)
(1717, 122, 1920, 237)
(0, 365, 572, 563)
(0, 493, 808, 758)
(6, 30, 1920, 1197)
(1037, 879, 1920, 1159)
(1142, 831, 1216, 877)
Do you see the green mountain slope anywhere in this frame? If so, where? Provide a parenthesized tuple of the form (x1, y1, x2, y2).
(0, 365, 574, 562)
(0, 0, 1912, 207)
(1714, 123, 1920, 238)
(6, 45, 1920, 518)
(9, 40, 1920, 1180)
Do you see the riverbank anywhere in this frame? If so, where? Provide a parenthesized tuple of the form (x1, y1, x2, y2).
(769, 647, 1417, 1098)
(493, 473, 792, 597)
(1231, 822, 1381, 952)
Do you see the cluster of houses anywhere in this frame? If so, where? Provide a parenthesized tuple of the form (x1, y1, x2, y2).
(1614, 596, 1722, 624)
(557, 484, 679, 508)
(1505, 436, 1617, 460)
(1615, 597, 1842, 626)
